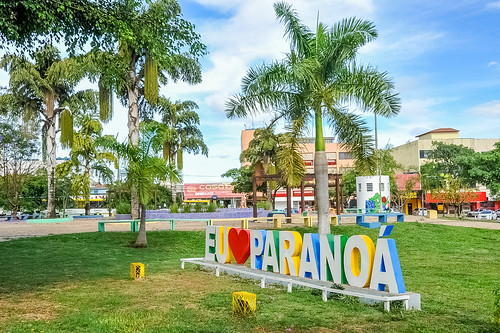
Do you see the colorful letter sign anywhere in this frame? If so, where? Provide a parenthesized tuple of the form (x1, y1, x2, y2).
(208, 226, 406, 294)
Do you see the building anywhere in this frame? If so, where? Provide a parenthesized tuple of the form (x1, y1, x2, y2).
(241, 129, 352, 210)
(391, 128, 500, 171)
(183, 183, 246, 208)
(391, 128, 500, 212)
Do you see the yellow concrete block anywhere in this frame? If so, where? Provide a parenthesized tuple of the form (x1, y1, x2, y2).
(273, 217, 282, 229)
(130, 263, 145, 280)
(303, 216, 312, 227)
(428, 210, 437, 219)
(330, 215, 338, 225)
(241, 219, 249, 229)
(232, 291, 256, 315)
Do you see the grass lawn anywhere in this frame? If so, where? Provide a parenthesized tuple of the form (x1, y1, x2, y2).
(0, 223, 499, 332)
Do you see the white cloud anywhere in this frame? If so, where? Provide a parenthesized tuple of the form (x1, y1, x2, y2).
(359, 31, 446, 60)
(486, 2, 500, 10)
(468, 100, 500, 118)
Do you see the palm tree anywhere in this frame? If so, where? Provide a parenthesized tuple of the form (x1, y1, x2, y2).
(226, 2, 400, 234)
(241, 124, 305, 208)
(90, 0, 206, 218)
(116, 127, 180, 247)
(0, 45, 87, 218)
(58, 90, 118, 215)
(147, 97, 208, 201)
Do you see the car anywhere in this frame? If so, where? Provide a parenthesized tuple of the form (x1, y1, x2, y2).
(412, 208, 427, 216)
(467, 209, 487, 218)
(477, 210, 496, 220)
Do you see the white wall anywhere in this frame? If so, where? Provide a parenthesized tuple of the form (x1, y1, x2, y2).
(356, 176, 391, 213)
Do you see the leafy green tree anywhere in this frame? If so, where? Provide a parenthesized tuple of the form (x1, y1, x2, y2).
(147, 97, 208, 201)
(222, 166, 267, 205)
(0, 119, 40, 218)
(0, 0, 122, 51)
(55, 174, 75, 216)
(426, 142, 475, 180)
(458, 142, 500, 198)
(421, 142, 480, 215)
(116, 127, 180, 247)
(241, 126, 281, 206)
(22, 171, 47, 213)
(89, 0, 206, 218)
(226, 2, 400, 234)
(58, 91, 117, 215)
(0, 45, 88, 217)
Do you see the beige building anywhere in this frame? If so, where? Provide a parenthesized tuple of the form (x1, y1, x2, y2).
(241, 129, 354, 174)
(391, 128, 500, 171)
(241, 129, 352, 210)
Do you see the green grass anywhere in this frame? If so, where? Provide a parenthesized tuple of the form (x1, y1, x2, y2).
(0, 223, 499, 332)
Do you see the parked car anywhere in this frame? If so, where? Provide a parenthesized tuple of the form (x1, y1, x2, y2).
(412, 208, 427, 216)
(477, 210, 496, 220)
(467, 209, 487, 218)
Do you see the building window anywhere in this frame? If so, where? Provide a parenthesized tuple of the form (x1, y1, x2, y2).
(358, 183, 361, 192)
(380, 183, 385, 192)
(366, 183, 373, 192)
(419, 150, 431, 158)
(339, 152, 352, 160)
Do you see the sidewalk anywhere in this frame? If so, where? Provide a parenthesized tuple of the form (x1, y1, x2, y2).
(0, 215, 498, 242)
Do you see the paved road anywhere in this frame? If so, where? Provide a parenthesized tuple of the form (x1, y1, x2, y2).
(0, 215, 498, 242)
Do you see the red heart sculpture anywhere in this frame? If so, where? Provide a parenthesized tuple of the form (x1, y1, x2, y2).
(228, 228, 251, 264)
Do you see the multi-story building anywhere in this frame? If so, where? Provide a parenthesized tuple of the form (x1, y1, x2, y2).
(391, 128, 500, 171)
(391, 128, 500, 212)
(241, 129, 353, 210)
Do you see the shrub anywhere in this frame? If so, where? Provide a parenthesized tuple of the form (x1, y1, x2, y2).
(206, 202, 217, 212)
(116, 202, 131, 214)
(169, 203, 179, 213)
(181, 204, 192, 213)
(257, 201, 271, 210)
(193, 202, 204, 213)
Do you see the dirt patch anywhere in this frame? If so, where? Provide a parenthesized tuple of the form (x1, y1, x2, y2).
(0, 293, 59, 323)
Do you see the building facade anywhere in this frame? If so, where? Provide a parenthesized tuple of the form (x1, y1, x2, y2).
(183, 183, 246, 208)
(391, 128, 500, 171)
(241, 129, 352, 210)
(391, 128, 500, 212)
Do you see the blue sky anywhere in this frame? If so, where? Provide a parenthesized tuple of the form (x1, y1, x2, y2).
(163, 0, 500, 183)
(3, 0, 500, 184)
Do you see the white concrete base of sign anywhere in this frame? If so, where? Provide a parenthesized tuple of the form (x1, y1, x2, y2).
(180, 258, 421, 311)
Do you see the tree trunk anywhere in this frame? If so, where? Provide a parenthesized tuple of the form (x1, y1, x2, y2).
(85, 162, 91, 216)
(170, 152, 177, 203)
(46, 96, 57, 218)
(315, 151, 330, 234)
(85, 202, 90, 216)
(314, 108, 330, 234)
(135, 203, 147, 247)
(127, 54, 140, 219)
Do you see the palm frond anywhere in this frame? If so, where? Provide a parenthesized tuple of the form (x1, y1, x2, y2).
(274, 2, 313, 56)
(324, 104, 375, 174)
(333, 63, 400, 117)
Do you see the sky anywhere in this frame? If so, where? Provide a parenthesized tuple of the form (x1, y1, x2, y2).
(3, 0, 500, 184)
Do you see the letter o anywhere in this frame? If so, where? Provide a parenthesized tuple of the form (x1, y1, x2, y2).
(343, 235, 375, 287)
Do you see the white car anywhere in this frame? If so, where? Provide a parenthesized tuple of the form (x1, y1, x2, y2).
(477, 210, 496, 220)
(412, 208, 427, 216)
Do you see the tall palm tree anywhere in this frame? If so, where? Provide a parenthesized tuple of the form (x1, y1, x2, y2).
(147, 97, 208, 201)
(0, 45, 87, 218)
(58, 90, 118, 215)
(90, 0, 206, 218)
(116, 127, 180, 247)
(226, 2, 400, 234)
